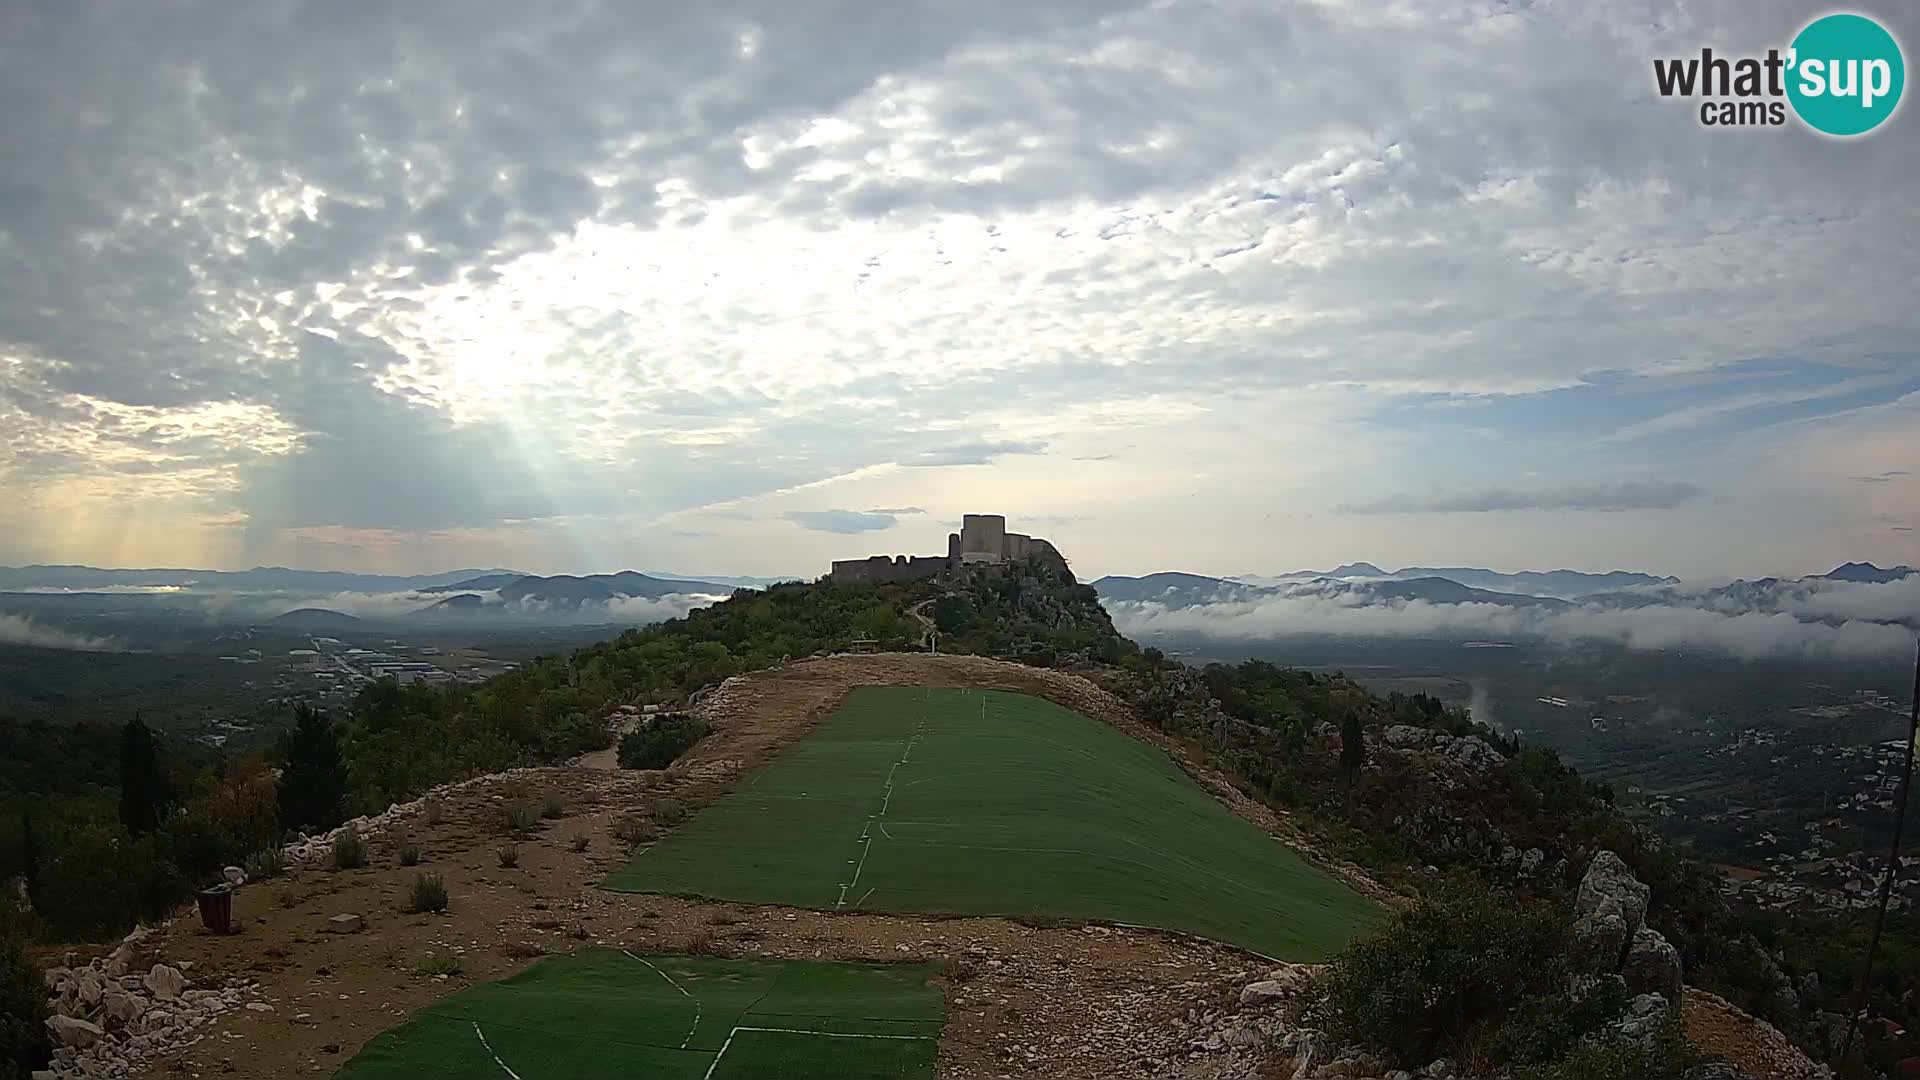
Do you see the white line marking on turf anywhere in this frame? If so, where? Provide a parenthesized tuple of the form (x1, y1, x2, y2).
(836, 705, 929, 908)
(623, 951, 701, 1049)
(854, 886, 875, 909)
(704, 1022, 938, 1077)
(471, 1022, 523, 1080)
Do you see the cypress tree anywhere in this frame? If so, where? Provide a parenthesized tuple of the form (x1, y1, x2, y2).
(278, 705, 347, 833)
(117, 715, 170, 836)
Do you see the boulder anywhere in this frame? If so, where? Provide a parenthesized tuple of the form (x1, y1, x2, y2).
(101, 991, 146, 1027)
(1239, 980, 1291, 1007)
(1621, 927, 1682, 1001)
(1572, 900, 1631, 973)
(74, 967, 104, 1006)
(222, 865, 247, 887)
(1382, 725, 1431, 749)
(1601, 992, 1670, 1048)
(1576, 851, 1649, 938)
(46, 1015, 104, 1050)
(1443, 736, 1506, 773)
(326, 912, 365, 933)
(142, 964, 186, 1002)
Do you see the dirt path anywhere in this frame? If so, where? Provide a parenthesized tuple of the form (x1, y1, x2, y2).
(1682, 988, 1827, 1080)
(118, 653, 1376, 1078)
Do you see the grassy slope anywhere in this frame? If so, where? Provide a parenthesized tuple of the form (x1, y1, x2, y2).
(606, 686, 1380, 961)
(335, 949, 943, 1080)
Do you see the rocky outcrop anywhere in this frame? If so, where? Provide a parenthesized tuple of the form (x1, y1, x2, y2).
(1575, 851, 1650, 937)
(39, 925, 263, 1080)
(1622, 926, 1683, 1002)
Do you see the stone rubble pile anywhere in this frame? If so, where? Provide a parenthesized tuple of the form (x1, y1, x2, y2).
(37, 926, 263, 1080)
(1156, 962, 1465, 1080)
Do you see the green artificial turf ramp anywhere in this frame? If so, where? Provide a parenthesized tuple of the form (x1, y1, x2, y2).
(603, 686, 1378, 960)
(334, 949, 943, 1080)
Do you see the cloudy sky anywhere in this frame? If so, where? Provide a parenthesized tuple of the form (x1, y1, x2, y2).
(2, 0, 1915, 582)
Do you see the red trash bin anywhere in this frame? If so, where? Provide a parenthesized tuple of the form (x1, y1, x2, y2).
(197, 883, 233, 934)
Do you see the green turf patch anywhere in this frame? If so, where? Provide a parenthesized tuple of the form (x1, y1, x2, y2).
(333, 950, 943, 1080)
(603, 686, 1379, 960)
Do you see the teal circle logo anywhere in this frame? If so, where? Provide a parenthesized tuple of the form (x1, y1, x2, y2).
(1787, 13, 1905, 136)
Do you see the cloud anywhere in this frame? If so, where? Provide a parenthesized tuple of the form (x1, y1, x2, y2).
(0, 613, 121, 652)
(1778, 576, 1920, 624)
(1106, 587, 1916, 663)
(1342, 482, 1705, 515)
(783, 509, 908, 534)
(898, 441, 1048, 468)
(1850, 470, 1910, 483)
(865, 506, 927, 515)
(4, 2, 1920, 578)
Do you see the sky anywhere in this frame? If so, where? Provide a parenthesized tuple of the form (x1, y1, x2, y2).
(1, 0, 1916, 583)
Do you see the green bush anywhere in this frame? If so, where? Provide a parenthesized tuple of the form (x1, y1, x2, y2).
(541, 793, 565, 819)
(331, 830, 368, 870)
(407, 873, 448, 914)
(617, 716, 709, 771)
(397, 842, 420, 866)
(1319, 879, 1605, 1068)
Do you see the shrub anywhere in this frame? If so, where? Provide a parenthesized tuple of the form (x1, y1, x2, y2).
(611, 813, 658, 848)
(243, 844, 285, 882)
(617, 716, 709, 771)
(541, 793, 565, 819)
(943, 956, 979, 983)
(495, 844, 519, 869)
(276, 887, 299, 909)
(407, 873, 448, 914)
(1510, 1018, 1708, 1080)
(415, 950, 461, 977)
(569, 833, 590, 852)
(502, 802, 539, 835)
(331, 830, 368, 870)
(397, 842, 421, 866)
(650, 798, 688, 827)
(1318, 879, 1599, 1068)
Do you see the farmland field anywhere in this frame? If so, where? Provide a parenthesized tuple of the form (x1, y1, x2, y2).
(334, 950, 944, 1080)
(603, 686, 1378, 960)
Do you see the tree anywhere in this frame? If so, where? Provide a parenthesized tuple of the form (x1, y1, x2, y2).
(1340, 714, 1366, 774)
(0, 920, 51, 1080)
(17, 812, 36, 909)
(118, 715, 170, 837)
(278, 705, 346, 834)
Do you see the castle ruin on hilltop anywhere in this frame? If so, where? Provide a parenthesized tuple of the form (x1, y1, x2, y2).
(828, 514, 1065, 584)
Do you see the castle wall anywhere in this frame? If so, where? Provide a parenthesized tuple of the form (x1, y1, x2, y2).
(829, 554, 950, 584)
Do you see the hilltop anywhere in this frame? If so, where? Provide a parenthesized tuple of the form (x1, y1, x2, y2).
(14, 519, 1852, 1080)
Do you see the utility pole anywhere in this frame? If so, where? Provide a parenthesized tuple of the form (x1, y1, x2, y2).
(1837, 637, 1920, 1069)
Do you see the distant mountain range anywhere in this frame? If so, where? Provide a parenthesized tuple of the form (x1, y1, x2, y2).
(419, 571, 734, 614)
(0, 565, 528, 593)
(1229, 564, 1677, 597)
(1094, 562, 1917, 619)
(1092, 572, 1570, 610)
